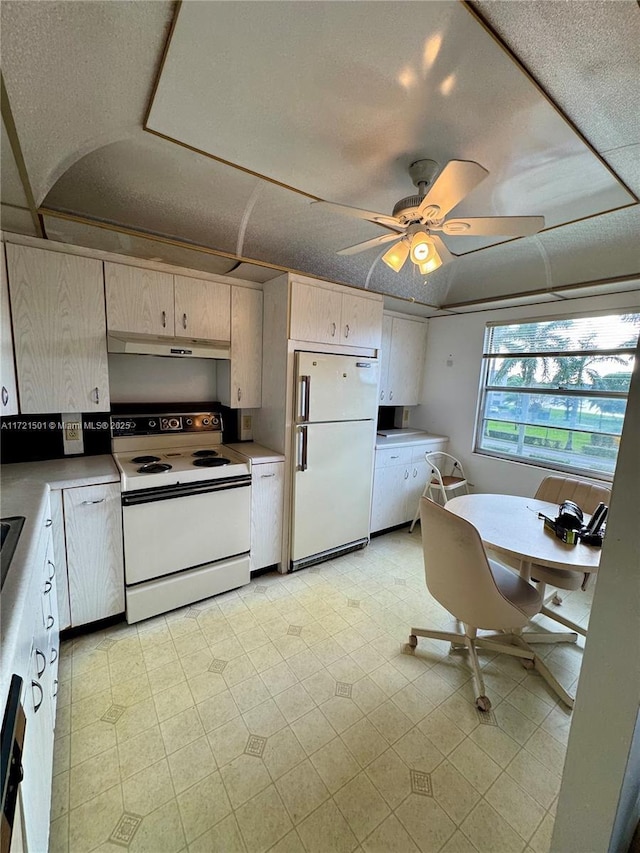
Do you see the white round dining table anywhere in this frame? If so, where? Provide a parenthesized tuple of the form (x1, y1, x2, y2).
(445, 493, 601, 580)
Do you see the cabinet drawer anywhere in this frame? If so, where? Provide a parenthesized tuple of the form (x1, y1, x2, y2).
(410, 440, 448, 462)
(375, 447, 412, 468)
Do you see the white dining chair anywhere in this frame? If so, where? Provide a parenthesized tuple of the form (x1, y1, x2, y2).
(409, 497, 543, 712)
(409, 452, 469, 532)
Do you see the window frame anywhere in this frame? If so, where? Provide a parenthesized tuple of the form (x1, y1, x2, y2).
(473, 308, 639, 481)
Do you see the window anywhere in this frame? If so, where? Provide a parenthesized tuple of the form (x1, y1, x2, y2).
(475, 311, 640, 478)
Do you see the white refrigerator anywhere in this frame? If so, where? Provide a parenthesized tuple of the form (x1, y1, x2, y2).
(291, 351, 380, 571)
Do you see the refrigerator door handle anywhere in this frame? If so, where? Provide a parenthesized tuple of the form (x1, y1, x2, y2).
(297, 425, 309, 471)
(299, 375, 311, 422)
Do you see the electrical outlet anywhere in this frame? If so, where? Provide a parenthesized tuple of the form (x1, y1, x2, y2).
(62, 413, 84, 455)
(65, 423, 80, 441)
(242, 415, 252, 432)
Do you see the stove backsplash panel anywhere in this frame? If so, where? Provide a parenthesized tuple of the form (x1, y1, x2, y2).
(0, 402, 238, 464)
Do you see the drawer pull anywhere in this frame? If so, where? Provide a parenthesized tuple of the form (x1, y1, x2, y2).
(380, 391, 384, 401)
(44, 579, 53, 595)
(389, 391, 394, 401)
(53, 679, 59, 698)
(50, 647, 58, 665)
(1, 386, 8, 407)
(32, 680, 43, 713)
(260, 473, 275, 478)
(48, 560, 55, 580)
(82, 498, 105, 505)
(390, 455, 399, 460)
(35, 649, 46, 678)
(45, 519, 53, 528)
(46, 615, 55, 630)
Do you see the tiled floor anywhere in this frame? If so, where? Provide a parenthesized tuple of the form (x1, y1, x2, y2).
(50, 528, 591, 853)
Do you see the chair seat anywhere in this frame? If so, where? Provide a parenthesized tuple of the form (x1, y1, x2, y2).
(432, 475, 466, 488)
(531, 564, 584, 590)
(488, 559, 542, 619)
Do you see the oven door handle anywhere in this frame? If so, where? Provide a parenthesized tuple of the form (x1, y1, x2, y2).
(121, 475, 251, 506)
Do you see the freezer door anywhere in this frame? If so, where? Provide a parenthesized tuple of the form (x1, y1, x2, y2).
(292, 419, 376, 562)
(296, 352, 379, 422)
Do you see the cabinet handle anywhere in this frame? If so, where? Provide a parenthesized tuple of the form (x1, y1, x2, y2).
(32, 680, 44, 713)
(82, 498, 105, 505)
(161, 310, 167, 328)
(389, 391, 393, 401)
(298, 425, 308, 472)
(345, 324, 350, 339)
(93, 386, 100, 404)
(413, 468, 418, 477)
(237, 387, 242, 402)
(1, 386, 8, 407)
(45, 519, 53, 528)
(46, 615, 55, 630)
(331, 322, 336, 337)
(182, 313, 187, 329)
(35, 650, 46, 679)
(380, 391, 385, 401)
(50, 647, 58, 665)
(53, 679, 59, 698)
(390, 455, 399, 459)
(48, 560, 55, 580)
(404, 470, 409, 479)
(260, 473, 275, 478)
(44, 579, 53, 595)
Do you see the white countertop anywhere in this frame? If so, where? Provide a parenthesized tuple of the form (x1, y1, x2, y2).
(375, 431, 448, 449)
(0, 454, 119, 709)
(225, 442, 285, 464)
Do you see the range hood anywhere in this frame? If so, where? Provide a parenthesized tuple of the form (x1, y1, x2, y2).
(107, 332, 230, 359)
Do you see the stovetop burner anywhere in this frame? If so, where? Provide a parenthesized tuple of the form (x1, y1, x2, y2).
(193, 457, 230, 468)
(132, 455, 161, 464)
(192, 449, 219, 458)
(138, 462, 173, 474)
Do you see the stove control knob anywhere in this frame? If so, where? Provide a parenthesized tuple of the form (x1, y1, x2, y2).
(186, 418, 193, 426)
(202, 418, 210, 426)
(149, 420, 157, 428)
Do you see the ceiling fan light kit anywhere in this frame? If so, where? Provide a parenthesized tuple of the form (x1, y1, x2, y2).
(318, 158, 546, 279)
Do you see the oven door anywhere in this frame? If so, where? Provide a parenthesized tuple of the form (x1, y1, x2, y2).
(122, 478, 251, 585)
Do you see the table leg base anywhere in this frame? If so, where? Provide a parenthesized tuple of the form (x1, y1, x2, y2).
(512, 636, 575, 709)
(541, 605, 587, 638)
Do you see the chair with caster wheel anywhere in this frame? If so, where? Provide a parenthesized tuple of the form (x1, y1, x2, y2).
(531, 476, 610, 636)
(408, 497, 544, 712)
(409, 452, 469, 533)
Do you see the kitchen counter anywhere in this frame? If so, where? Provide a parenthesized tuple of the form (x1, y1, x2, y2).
(1, 454, 119, 491)
(375, 431, 448, 449)
(225, 442, 285, 464)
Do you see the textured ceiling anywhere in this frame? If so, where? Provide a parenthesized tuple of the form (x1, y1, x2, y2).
(1, 0, 638, 310)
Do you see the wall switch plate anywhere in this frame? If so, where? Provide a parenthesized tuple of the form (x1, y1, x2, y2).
(62, 413, 84, 455)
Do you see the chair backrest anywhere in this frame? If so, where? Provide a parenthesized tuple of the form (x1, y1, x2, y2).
(425, 452, 466, 483)
(419, 497, 532, 630)
(535, 475, 611, 515)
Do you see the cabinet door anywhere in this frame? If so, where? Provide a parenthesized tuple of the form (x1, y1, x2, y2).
(229, 287, 262, 408)
(174, 275, 231, 341)
(50, 490, 71, 632)
(340, 292, 383, 348)
(290, 281, 342, 344)
(370, 464, 409, 532)
(105, 262, 174, 336)
(405, 458, 429, 524)
(379, 315, 393, 403)
(387, 317, 428, 405)
(251, 462, 284, 570)
(0, 244, 19, 415)
(64, 483, 124, 626)
(7, 245, 110, 413)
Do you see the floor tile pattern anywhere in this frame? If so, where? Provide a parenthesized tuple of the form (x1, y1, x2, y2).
(50, 529, 590, 852)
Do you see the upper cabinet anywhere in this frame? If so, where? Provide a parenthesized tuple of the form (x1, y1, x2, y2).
(379, 314, 428, 406)
(1, 244, 19, 415)
(6, 244, 110, 413)
(218, 286, 263, 409)
(289, 280, 382, 349)
(105, 263, 231, 342)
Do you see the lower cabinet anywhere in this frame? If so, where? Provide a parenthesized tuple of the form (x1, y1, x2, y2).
(53, 481, 125, 629)
(250, 461, 284, 570)
(370, 440, 447, 533)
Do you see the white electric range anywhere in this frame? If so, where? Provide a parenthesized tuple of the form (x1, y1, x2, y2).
(111, 411, 252, 623)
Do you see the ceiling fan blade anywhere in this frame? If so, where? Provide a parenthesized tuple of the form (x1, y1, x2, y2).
(440, 216, 545, 237)
(418, 160, 489, 220)
(312, 200, 403, 232)
(430, 234, 454, 266)
(337, 233, 401, 256)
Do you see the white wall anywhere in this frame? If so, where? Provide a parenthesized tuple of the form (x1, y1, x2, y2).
(108, 354, 217, 403)
(411, 291, 640, 496)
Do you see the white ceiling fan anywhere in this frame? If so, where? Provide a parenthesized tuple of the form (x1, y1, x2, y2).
(314, 159, 545, 276)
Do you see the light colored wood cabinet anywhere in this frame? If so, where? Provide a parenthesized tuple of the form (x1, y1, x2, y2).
(174, 275, 230, 341)
(379, 314, 428, 406)
(340, 291, 383, 348)
(218, 286, 263, 409)
(6, 244, 110, 413)
(50, 490, 71, 632)
(250, 461, 284, 570)
(0, 244, 19, 415)
(289, 280, 383, 349)
(63, 482, 124, 626)
(105, 262, 174, 336)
